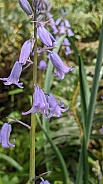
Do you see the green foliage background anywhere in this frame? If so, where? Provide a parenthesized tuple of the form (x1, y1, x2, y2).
(0, 0, 103, 183)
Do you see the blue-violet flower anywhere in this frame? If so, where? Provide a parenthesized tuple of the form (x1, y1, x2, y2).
(22, 85, 49, 117)
(19, 39, 34, 65)
(0, 61, 23, 88)
(19, 0, 32, 16)
(38, 60, 47, 70)
(0, 123, 15, 148)
(40, 177, 50, 184)
(47, 94, 69, 118)
(37, 25, 55, 47)
(49, 51, 74, 79)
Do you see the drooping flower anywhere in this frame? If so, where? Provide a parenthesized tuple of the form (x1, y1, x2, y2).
(59, 22, 66, 34)
(19, 39, 34, 66)
(40, 177, 50, 184)
(49, 18, 58, 34)
(65, 46, 72, 55)
(37, 25, 55, 47)
(22, 85, 49, 117)
(63, 38, 70, 46)
(67, 29, 74, 37)
(0, 123, 15, 148)
(62, 38, 72, 55)
(55, 17, 62, 26)
(38, 60, 47, 70)
(47, 94, 69, 118)
(64, 19, 71, 28)
(49, 51, 74, 79)
(0, 61, 23, 88)
(18, 0, 33, 16)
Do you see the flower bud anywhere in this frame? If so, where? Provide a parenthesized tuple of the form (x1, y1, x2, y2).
(32, 0, 43, 11)
(19, 0, 32, 16)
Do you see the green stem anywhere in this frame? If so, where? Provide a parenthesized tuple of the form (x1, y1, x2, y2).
(29, 9, 37, 183)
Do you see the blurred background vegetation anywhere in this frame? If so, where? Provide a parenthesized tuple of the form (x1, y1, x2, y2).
(0, 0, 103, 183)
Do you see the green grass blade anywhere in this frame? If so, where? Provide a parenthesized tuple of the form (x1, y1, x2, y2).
(75, 142, 83, 184)
(0, 154, 23, 171)
(78, 55, 90, 133)
(67, 36, 90, 184)
(67, 36, 90, 125)
(36, 114, 70, 184)
(86, 19, 103, 145)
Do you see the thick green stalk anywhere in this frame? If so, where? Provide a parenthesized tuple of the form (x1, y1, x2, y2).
(29, 9, 37, 183)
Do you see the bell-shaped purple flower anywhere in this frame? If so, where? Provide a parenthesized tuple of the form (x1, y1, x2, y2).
(22, 85, 49, 117)
(40, 177, 50, 184)
(0, 123, 15, 148)
(0, 61, 23, 88)
(18, 0, 32, 16)
(59, 22, 66, 34)
(67, 29, 74, 37)
(49, 51, 74, 79)
(55, 17, 62, 26)
(63, 38, 70, 46)
(38, 60, 47, 70)
(47, 94, 69, 118)
(64, 46, 72, 55)
(64, 19, 71, 28)
(37, 25, 55, 47)
(19, 39, 34, 65)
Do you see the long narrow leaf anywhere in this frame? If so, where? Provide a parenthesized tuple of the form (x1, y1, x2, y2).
(0, 154, 23, 171)
(86, 19, 103, 145)
(67, 36, 90, 184)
